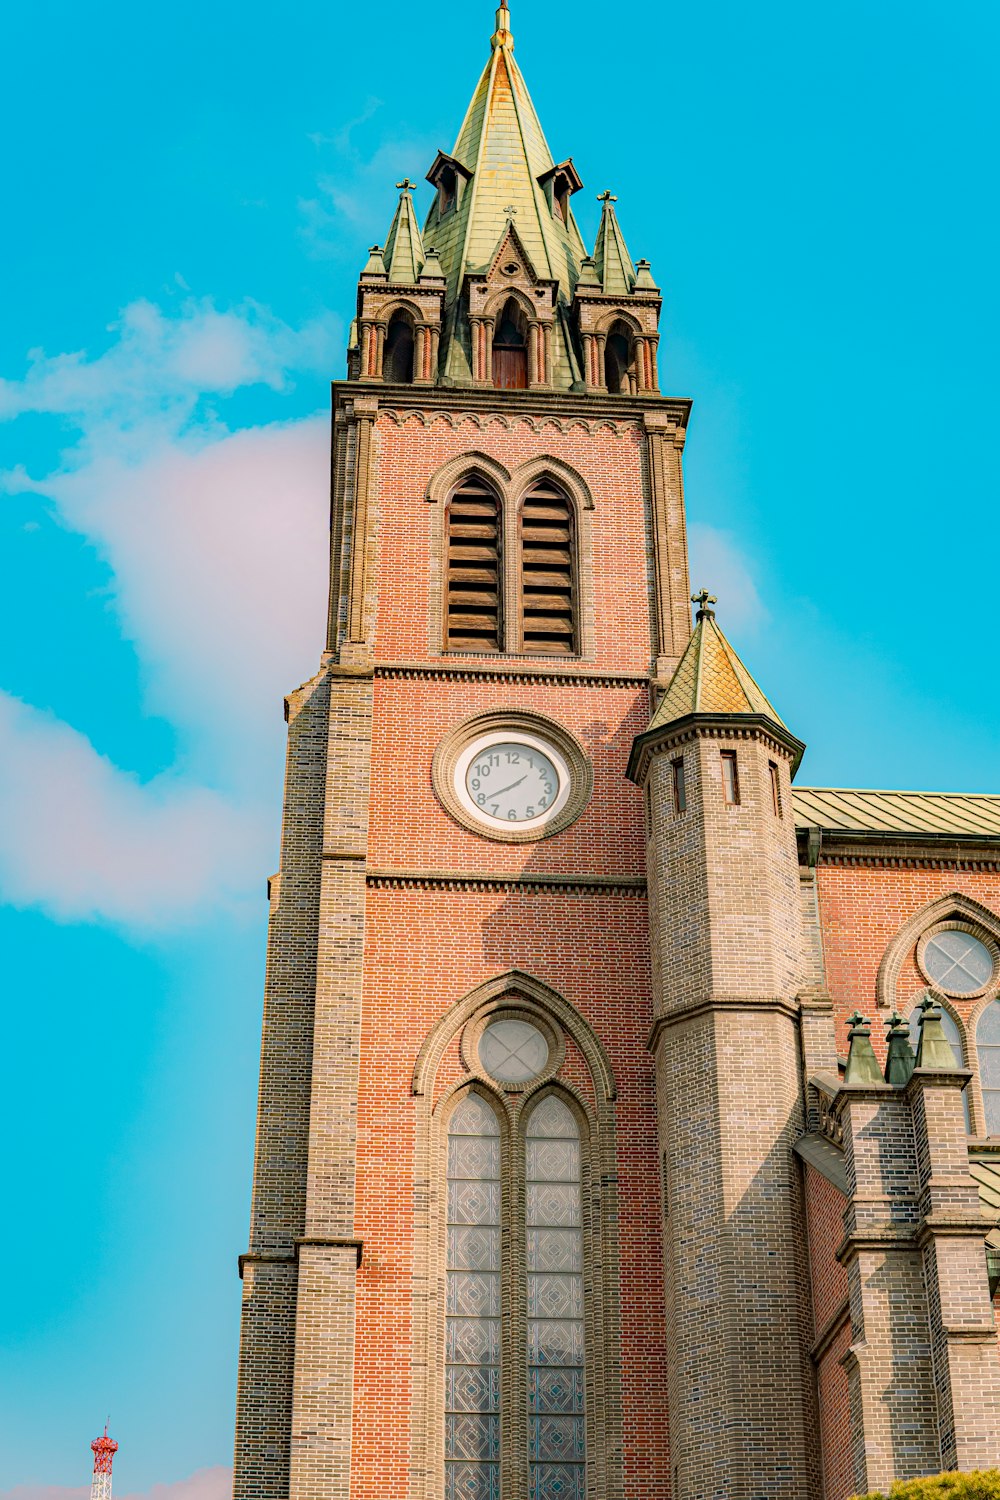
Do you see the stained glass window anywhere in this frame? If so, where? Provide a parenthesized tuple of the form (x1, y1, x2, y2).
(977, 1001, 1000, 1137)
(525, 1096, 585, 1500)
(447, 1093, 501, 1500)
(923, 929, 994, 994)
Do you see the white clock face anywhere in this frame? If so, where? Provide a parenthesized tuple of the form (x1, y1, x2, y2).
(454, 730, 572, 833)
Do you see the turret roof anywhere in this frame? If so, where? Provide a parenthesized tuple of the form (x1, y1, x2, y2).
(383, 180, 425, 284)
(648, 601, 788, 734)
(592, 193, 636, 295)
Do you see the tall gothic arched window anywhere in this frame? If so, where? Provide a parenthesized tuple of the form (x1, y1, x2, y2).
(493, 299, 528, 390)
(526, 1096, 585, 1500)
(977, 1001, 1000, 1135)
(442, 1087, 589, 1500)
(446, 1093, 502, 1499)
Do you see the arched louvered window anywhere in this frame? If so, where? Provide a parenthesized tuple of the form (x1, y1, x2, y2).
(383, 311, 415, 384)
(526, 1096, 585, 1500)
(520, 483, 577, 655)
(446, 1093, 502, 1499)
(447, 478, 502, 652)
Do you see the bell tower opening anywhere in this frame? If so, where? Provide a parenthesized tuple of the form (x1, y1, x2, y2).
(492, 298, 528, 389)
(383, 311, 415, 384)
(604, 321, 635, 394)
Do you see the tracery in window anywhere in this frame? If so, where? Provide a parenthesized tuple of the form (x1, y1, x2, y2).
(446, 1093, 501, 1500)
(526, 1096, 585, 1500)
(977, 1002, 1000, 1136)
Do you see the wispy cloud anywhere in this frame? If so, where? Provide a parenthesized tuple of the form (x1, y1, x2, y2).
(0, 297, 336, 930)
(687, 522, 766, 635)
(0, 1466, 231, 1500)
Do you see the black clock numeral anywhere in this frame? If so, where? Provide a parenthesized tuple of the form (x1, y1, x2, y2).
(526, 805, 535, 817)
(491, 803, 500, 816)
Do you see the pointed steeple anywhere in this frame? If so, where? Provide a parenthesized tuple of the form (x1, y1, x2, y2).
(592, 191, 636, 295)
(383, 179, 426, 284)
(423, 2, 587, 381)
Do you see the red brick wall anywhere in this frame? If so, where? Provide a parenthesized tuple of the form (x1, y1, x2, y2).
(351, 889, 669, 1500)
(815, 863, 1000, 1060)
(372, 412, 654, 672)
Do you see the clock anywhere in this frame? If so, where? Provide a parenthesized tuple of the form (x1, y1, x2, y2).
(454, 730, 572, 833)
(433, 711, 592, 842)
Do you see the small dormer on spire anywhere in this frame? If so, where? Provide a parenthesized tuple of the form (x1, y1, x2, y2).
(572, 190, 662, 395)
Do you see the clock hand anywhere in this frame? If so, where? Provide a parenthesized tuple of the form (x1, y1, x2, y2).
(490, 773, 528, 798)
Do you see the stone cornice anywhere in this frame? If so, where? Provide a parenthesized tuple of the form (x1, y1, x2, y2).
(372, 660, 649, 689)
(627, 712, 805, 785)
(648, 994, 800, 1052)
(365, 868, 646, 897)
(332, 378, 691, 428)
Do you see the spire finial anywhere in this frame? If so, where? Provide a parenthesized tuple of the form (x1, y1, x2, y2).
(491, 3, 513, 49)
(395, 178, 416, 194)
(597, 189, 618, 206)
(691, 588, 717, 621)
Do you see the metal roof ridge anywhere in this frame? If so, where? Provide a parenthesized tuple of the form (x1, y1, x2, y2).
(794, 784, 1000, 800)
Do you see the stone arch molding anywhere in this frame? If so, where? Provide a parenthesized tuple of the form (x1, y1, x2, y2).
(424, 452, 594, 511)
(424, 450, 511, 504)
(412, 968, 616, 1105)
(510, 455, 595, 511)
(482, 284, 543, 324)
(876, 891, 1000, 1009)
(379, 297, 424, 325)
(594, 307, 643, 336)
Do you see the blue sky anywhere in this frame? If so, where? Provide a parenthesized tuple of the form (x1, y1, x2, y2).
(1, 0, 998, 1493)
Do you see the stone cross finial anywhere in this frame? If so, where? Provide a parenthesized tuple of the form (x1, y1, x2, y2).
(691, 588, 717, 620)
(396, 178, 417, 193)
(502, 204, 518, 218)
(847, 1011, 868, 1032)
(597, 189, 618, 205)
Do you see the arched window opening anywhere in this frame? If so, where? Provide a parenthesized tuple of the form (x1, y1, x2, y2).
(447, 478, 502, 652)
(977, 1002, 1000, 1135)
(604, 323, 635, 395)
(446, 1093, 501, 1497)
(383, 312, 415, 384)
(909, 1004, 971, 1131)
(493, 299, 529, 390)
(526, 1096, 586, 1499)
(520, 482, 577, 655)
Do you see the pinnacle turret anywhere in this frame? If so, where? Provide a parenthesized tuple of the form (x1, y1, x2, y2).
(592, 191, 635, 295)
(382, 179, 426, 284)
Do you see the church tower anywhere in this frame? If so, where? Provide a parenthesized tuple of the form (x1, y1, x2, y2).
(231, 9, 816, 1500)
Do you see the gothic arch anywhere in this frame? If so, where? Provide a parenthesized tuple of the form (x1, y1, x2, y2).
(409, 973, 623, 1500)
(509, 455, 595, 512)
(377, 296, 424, 325)
(412, 968, 616, 1104)
(876, 891, 1000, 1009)
(425, 451, 511, 505)
(482, 284, 540, 324)
(594, 307, 642, 336)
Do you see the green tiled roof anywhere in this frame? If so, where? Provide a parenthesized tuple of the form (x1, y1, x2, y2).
(383, 186, 425, 284)
(592, 197, 635, 295)
(792, 786, 1000, 841)
(648, 609, 788, 734)
(422, 5, 587, 385)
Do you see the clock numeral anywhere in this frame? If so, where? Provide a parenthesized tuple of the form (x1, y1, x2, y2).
(477, 793, 486, 805)
(491, 803, 500, 816)
(471, 778, 480, 790)
(538, 796, 547, 809)
(506, 751, 519, 764)
(479, 763, 490, 778)
(507, 810, 517, 820)
(525, 805, 535, 818)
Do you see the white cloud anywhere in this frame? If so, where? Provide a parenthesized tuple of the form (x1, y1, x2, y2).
(0, 693, 266, 929)
(0, 296, 337, 930)
(0, 1466, 231, 1500)
(687, 522, 766, 635)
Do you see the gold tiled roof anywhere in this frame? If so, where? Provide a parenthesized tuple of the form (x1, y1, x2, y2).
(792, 786, 1000, 841)
(648, 610, 787, 733)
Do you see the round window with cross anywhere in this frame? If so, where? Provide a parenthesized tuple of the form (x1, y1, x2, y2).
(479, 1018, 550, 1084)
(917, 923, 999, 999)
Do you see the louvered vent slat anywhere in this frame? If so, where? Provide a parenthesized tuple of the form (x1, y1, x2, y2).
(520, 484, 576, 655)
(447, 481, 502, 652)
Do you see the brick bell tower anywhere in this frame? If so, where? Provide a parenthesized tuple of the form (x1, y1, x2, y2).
(234, 8, 694, 1500)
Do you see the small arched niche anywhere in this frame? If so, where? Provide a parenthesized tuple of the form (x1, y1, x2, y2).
(493, 298, 528, 390)
(383, 310, 415, 384)
(604, 320, 636, 395)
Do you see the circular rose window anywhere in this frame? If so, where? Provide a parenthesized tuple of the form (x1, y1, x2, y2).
(920, 928, 996, 996)
(479, 1019, 549, 1084)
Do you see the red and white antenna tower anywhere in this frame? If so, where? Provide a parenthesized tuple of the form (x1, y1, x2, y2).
(90, 1425, 119, 1500)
